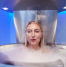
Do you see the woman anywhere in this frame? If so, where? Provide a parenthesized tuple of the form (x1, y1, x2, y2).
(1, 21, 64, 66)
(24, 21, 45, 51)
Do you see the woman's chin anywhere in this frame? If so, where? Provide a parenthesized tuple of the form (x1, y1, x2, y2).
(30, 43, 37, 46)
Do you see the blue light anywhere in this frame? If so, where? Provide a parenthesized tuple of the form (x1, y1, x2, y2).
(58, 11, 66, 14)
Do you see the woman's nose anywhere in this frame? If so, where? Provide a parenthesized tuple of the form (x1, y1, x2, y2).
(32, 32, 35, 38)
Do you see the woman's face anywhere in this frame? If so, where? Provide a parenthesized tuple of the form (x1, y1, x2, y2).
(26, 23, 42, 46)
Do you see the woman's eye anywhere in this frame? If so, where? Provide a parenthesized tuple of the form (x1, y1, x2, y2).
(35, 31, 39, 33)
(27, 31, 31, 33)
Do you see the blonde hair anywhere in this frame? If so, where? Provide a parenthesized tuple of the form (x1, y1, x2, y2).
(25, 21, 44, 48)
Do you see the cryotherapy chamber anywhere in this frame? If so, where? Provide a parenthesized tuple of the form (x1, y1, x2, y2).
(0, 44, 65, 67)
(0, 0, 66, 67)
(13, 0, 58, 44)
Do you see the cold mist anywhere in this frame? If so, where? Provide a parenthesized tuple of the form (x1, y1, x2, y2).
(0, 44, 66, 66)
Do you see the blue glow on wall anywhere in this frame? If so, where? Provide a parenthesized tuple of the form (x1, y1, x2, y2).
(0, 10, 16, 45)
(58, 11, 66, 14)
(55, 11, 66, 45)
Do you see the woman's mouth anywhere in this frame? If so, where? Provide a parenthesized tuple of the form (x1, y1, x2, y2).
(31, 39, 36, 41)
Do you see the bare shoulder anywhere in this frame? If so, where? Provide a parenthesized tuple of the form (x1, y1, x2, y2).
(45, 48, 50, 53)
(42, 48, 50, 53)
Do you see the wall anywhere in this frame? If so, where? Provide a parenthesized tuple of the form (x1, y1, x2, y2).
(55, 11, 66, 45)
(0, 10, 16, 45)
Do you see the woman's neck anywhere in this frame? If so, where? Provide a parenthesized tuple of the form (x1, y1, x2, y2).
(28, 44, 40, 50)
